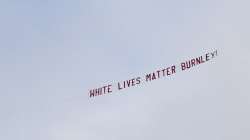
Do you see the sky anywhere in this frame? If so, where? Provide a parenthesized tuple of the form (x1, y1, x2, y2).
(0, 0, 250, 140)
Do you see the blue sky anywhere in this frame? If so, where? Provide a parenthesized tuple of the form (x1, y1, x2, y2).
(0, 0, 250, 140)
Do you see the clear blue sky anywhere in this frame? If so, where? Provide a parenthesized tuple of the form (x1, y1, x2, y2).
(0, 0, 250, 140)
